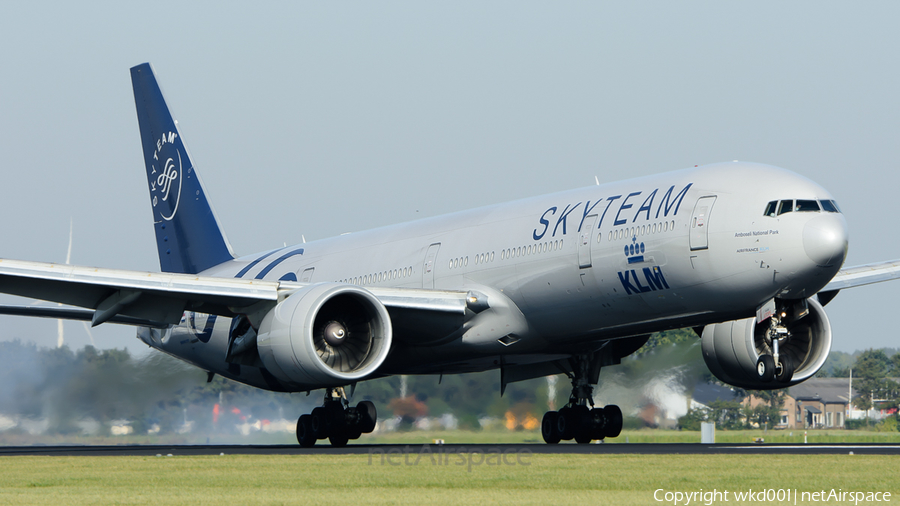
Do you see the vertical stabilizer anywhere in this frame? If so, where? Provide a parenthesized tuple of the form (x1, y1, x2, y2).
(131, 63, 235, 274)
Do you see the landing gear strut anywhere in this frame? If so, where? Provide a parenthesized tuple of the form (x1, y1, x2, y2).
(756, 303, 798, 384)
(296, 386, 377, 447)
(541, 352, 622, 445)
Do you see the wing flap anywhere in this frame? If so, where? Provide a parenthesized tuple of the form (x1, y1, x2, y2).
(0, 305, 168, 328)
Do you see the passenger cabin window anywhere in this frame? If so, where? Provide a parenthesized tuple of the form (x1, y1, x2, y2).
(777, 200, 793, 215)
(795, 200, 820, 212)
(820, 200, 841, 213)
(764, 201, 778, 217)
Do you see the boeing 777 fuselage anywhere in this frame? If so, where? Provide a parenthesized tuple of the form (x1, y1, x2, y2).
(161, 163, 845, 386)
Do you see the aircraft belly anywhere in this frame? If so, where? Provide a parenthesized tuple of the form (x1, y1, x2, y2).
(153, 315, 290, 391)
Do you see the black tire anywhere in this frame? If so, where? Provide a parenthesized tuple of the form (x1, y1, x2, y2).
(541, 411, 561, 444)
(325, 401, 346, 431)
(557, 407, 575, 441)
(571, 405, 590, 440)
(775, 354, 794, 383)
(757, 355, 776, 383)
(574, 429, 593, 444)
(296, 415, 316, 448)
(329, 434, 349, 447)
(346, 427, 363, 440)
(589, 407, 607, 440)
(604, 405, 623, 439)
(311, 407, 328, 439)
(357, 401, 377, 433)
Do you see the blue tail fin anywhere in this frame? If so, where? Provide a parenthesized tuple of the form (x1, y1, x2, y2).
(131, 63, 235, 274)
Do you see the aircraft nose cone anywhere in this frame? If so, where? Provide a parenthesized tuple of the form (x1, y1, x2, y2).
(802, 214, 848, 268)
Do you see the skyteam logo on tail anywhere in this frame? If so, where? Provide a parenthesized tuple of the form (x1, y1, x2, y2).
(150, 131, 183, 221)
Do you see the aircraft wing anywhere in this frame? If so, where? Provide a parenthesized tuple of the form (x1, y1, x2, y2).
(821, 259, 900, 291)
(0, 258, 468, 328)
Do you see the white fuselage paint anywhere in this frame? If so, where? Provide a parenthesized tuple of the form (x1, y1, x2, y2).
(150, 162, 847, 391)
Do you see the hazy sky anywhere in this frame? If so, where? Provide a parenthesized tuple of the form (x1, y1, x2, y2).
(1, 2, 898, 355)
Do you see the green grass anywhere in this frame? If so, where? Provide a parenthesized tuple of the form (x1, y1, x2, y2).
(357, 427, 900, 445)
(612, 428, 900, 444)
(0, 454, 896, 505)
(3, 427, 900, 446)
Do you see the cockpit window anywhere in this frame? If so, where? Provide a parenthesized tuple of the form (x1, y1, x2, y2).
(765, 198, 841, 217)
(820, 200, 841, 213)
(777, 200, 793, 215)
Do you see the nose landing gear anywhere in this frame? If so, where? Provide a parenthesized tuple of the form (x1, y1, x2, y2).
(296, 387, 377, 447)
(756, 305, 798, 384)
(541, 352, 623, 444)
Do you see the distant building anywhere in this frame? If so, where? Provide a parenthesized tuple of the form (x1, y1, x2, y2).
(786, 378, 853, 429)
(744, 378, 855, 429)
(691, 383, 741, 411)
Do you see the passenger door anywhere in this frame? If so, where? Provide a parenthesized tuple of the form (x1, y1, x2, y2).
(422, 243, 441, 288)
(689, 196, 716, 251)
(578, 215, 597, 268)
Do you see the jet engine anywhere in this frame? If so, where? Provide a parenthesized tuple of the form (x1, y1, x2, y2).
(700, 297, 832, 390)
(256, 283, 392, 389)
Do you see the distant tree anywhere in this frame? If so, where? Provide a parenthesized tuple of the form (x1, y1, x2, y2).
(677, 408, 706, 431)
(817, 350, 855, 378)
(830, 366, 851, 378)
(852, 349, 897, 415)
(745, 390, 786, 429)
(635, 328, 697, 357)
(707, 399, 744, 430)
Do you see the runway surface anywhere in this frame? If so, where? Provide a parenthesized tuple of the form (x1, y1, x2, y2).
(2, 443, 899, 456)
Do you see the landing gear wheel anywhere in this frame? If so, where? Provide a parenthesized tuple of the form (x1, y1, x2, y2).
(541, 411, 561, 444)
(297, 386, 380, 448)
(296, 415, 315, 448)
(574, 429, 593, 445)
(571, 405, 590, 443)
(557, 407, 575, 441)
(325, 401, 346, 432)
(329, 432, 349, 448)
(775, 354, 794, 383)
(589, 407, 607, 441)
(603, 405, 623, 438)
(756, 354, 776, 383)
(310, 407, 328, 439)
(357, 401, 377, 433)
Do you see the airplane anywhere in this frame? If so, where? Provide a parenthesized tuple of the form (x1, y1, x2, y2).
(0, 62, 898, 447)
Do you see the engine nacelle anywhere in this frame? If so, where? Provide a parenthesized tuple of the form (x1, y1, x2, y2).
(701, 297, 832, 390)
(257, 283, 392, 389)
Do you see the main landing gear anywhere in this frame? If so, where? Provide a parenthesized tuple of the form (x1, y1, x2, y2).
(541, 352, 623, 444)
(296, 387, 377, 447)
(755, 304, 799, 384)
